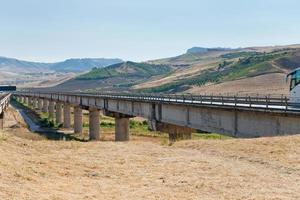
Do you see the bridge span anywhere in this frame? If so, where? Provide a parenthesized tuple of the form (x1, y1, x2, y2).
(13, 92, 300, 141)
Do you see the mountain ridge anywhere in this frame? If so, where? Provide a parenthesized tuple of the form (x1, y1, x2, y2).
(0, 56, 123, 73)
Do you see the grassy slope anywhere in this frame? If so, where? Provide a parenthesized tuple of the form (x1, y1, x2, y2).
(76, 61, 173, 80)
(140, 49, 297, 93)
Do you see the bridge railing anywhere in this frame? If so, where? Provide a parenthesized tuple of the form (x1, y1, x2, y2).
(0, 93, 11, 114)
(15, 90, 299, 112)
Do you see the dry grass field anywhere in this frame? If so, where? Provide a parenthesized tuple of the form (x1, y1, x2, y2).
(0, 106, 299, 199)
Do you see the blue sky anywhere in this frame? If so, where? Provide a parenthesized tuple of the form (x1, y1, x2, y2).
(0, 0, 299, 62)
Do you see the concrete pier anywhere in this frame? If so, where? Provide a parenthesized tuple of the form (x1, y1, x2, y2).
(25, 97, 29, 105)
(33, 98, 38, 109)
(115, 117, 130, 141)
(49, 101, 55, 120)
(63, 104, 71, 128)
(42, 99, 49, 113)
(157, 122, 193, 142)
(55, 103, 63, 124)
(89, 108, 100, 140)
(38, 99, 43, 110)
(29, 97, 33, 107)
(74, 106, 83, 134)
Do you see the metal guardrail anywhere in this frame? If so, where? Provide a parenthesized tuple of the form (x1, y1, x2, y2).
(14, 91, 300, 113)
(0, 93, 11, 113)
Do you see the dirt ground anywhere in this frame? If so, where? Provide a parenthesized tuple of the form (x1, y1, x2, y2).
(0, 106, 299, 200)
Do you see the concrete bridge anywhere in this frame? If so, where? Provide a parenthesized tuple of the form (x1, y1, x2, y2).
(0, 93, 11, 130)
(13, 92, 300, 141)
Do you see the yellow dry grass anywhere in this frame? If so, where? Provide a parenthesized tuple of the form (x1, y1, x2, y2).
(0, 106, 299, 200)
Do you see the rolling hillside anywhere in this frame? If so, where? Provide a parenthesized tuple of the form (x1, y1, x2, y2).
(52, 61, 174, 92)
(53, 45, 300, 95)
(49, 58, 122, 72)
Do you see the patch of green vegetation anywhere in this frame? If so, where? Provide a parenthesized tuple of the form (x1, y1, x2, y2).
(192, 133, 232, 140)
(100, 121, 114, 128)
(76, 61, 173, 80)
(221, 51, 262, 59)
(40, 118, 55, 128)
(77, 67, 120, 80)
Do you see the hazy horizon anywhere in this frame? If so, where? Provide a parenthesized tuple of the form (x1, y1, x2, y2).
(0, 0, 299, 62)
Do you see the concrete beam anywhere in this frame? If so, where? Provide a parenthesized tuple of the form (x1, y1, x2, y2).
(74, 106, 82, 134)
(42, 99, 49, 113)
(63, 104, 71, 128)
(115, 117, 130, 141)
(89, 108, 100, 140)
(56, 103, 63, 124)
(49, 101, 55, 120)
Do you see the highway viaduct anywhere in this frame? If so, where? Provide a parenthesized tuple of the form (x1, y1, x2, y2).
(12, 92, 300, 141)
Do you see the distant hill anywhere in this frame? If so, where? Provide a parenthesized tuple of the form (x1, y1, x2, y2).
(0, 57, 122, 73)
(186, 47, 235, 54)
(52, 61, 173, 92)
(138, 47, 300, 94)
(50, 58, 123, 72)
(0, 56, 49, 73)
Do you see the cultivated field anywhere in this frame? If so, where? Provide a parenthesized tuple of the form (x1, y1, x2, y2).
(0, 107, 299, 199)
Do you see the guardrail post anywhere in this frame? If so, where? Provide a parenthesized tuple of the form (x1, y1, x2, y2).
(249, 96, 252, 107)
(234, 96, 237, 107)
(285, 97, 288, 111)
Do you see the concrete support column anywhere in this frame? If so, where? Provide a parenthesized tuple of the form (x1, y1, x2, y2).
(33, 98, 38, 109)
(49, 101, 55, 120)
(0, 112, 4, 130)
(25, 97, 29, 105)
(156, 122, 193, 142)
(42, 99, 49, 113)
(38, 99, 43, 110)
(89, 108, 100, 140)
(28, 97, 33, 107)
(74, 106, 83, 134)
(115, 117, 130, 141)
(55, 103, 63, 124)
(63, 104, 71, 128)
